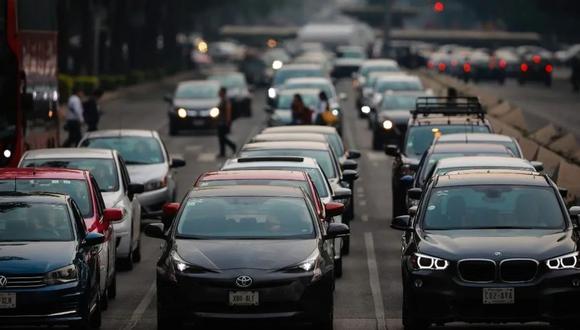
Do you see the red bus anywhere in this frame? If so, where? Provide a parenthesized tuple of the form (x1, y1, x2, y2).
(0, 0, 59, 167)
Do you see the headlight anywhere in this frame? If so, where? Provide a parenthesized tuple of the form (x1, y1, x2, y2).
(268, 88, 277, 99)
(3, 149, 11, 158)
(209, 107, 220, 118)
(144, 176, 167, 191)
(546, 252, 580, 270)
(283, 250, 322, 281)
(331, 109, 340, 116)
(409, 253, 449, 271)
(45, 264, 78, 285)
(177, 108, 187, 119)
(382, 120, 393, 130)
(172, 252, 214, 274)
(361, 106, 371, 114)
(272, 60, 283, 70)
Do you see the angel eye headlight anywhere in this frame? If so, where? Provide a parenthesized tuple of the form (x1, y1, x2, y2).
(546, 252, 580, 270)
(410, 253, 449, 271)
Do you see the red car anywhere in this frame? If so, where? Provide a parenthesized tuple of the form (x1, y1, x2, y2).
(193, 169, 347, 277)
(0, 168, 121, 308)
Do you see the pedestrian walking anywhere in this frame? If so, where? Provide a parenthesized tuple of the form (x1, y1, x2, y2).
(291, 94, 312, 125)
(83, 88, 104, 132)
(216, 87, 237, 157)
(62, 87, 84, 147)
(313, 91, 329, 124)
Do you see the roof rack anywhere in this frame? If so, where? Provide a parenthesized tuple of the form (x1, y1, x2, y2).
(412, 97, 485, 120)
(237, 156, 305, 163)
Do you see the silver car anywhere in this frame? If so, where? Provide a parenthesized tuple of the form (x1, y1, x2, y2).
(19, 148, 144, 269)
(79, 130, 186, 216)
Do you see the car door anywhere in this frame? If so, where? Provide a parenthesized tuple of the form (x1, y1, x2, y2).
(90, 176, 111, 291)
(71, 200, 100, 291)
(118, 156, 140, 249)
(160, 139, 176, 201)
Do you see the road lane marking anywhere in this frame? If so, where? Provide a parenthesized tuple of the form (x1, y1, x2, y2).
(357, 187, 365, 194)
(359, 200, 367, 207)
(364, 232, 386, 330)
(361, 214, 369, 222)
(197, 152, 217, 162)
(120, 282, 156, 330)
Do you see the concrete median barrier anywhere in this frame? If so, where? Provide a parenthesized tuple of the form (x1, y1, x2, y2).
(517, 137, 540, 160)
(556, 160, 580, 205)
(498, 108, 528, 132)
(549, 133, 578, 158)
(488, 117, 522, 138)
(488, 101, 512, 117)
(536, 146, 562, 178)
(530, 124, 560, 145)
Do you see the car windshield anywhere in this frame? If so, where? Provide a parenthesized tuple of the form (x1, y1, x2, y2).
(284, 82, 334, 98)
(81, 137, 164, 165)
(0, 179, 92, 218)
(277, 93, 319, 109)
(375, 80, 423, 92)
(361, 66, 399, 80)
(0, 202, 74, 242)
(175, 84, 218, 99)
(423, 186, 565, 230)
(20, 158, 119, 192)
(381, 94, 420, 110)
(273, 69, 324, 85)
(240, 149, 336, 179)
(233, 167, 330, 198)
(208, 74, 246, 88)
(177, 197, 315, 239)
(341, 50, 365, 59)
(404, 125, 491, 157)
(420, 152, 513, 184)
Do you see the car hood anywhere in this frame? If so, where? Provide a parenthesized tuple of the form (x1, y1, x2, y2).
(175, 239, 317, 271)
(102, 190, 123, 208)
(127, 163, 168, 184)
(378, 110, 410, 123)
(418, 229, 575, 261)
(174, 98, 219, 110)
(0, 241, 77, 275)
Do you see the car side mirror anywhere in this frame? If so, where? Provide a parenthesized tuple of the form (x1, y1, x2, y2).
(163, 94, 173, 103)
(342, 169, 359, 183)
(341, 159, 358, 171)
(408, 205, 418, 216)
(385, 144, 400, 157)
(326, 222, 350, 238)
(170, 155, 186, 168)
(391, 215, 411, 231)
(407, 188, 423, 200)
(339, 92, 348, 101)
(559, 187, 568, 199)
(569, 206, 580, 217)
(103, 208, 124, 223)
(333, 187, 352, 200)
(83, 232, 105, 247)
(145, 223, 167, 240)
(400, 175, 414, 188)
(325, 202, 345, 218)
(347, 149, 361, 159)
(530, 161, 544, 172)
(128, 183, 144, 195)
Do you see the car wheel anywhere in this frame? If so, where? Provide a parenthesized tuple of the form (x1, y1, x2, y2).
(72, 289, 102, 330)
(312, 293, 334, 330)
(119, 241, 134, 271)
(402, 284, 429, 330)
(545, 77, 552, 87)
(341, 236, 350, 256)
(168, 118, 178, 136)
(157, 304, 182, 330)
(107, 273, 117, 300)
(372, 130, 383, 151)
(392, 183, 404, 218)
(334, 257, 343, 278)
(133, 236, 142, 263)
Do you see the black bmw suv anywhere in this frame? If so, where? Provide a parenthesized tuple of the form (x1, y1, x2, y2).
(146, 185, 349, 329)
(391, 170, 580, 329)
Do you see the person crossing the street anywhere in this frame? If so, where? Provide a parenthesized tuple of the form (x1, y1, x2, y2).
(216, 87, 237, 157)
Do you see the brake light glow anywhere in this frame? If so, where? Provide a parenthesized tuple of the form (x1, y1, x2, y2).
(438, 63, 446, 72)
(545, 64, 553, 73)
(532, 55, 541, 64)
(520, 63, 528, 72)
(499, 59, 507, 69)
(463, 63, 471, 73)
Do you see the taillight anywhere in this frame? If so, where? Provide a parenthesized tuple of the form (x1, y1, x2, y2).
(532, 55, 541, 64)
(463, 63, 471, 73)
(499, 59, 507, 69)
(545, 64, 553, 73)
(520, 63, 529, 72)
(438, 63, 446, 72)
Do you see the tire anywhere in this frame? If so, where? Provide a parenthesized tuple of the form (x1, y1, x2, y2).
(372, 130, 383, 151)
(341, 236, 350, 256)
(133, 235, 142, 263)
(312, 293, 334, 330)
(402, 285, 429, 330)
(119, 240, 134, 271)
(157, 303, 182, 330)
(334, 257, 343, 278)
(72, 290, 102, 330)
(168, 118, 178, 136)
(107, 272, 117, 300)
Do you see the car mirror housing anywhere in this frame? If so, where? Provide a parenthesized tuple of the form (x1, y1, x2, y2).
(569, 206, 580, 217)
(408, 205, 418, 216)
(407, 188, 423, 200)
(342, 170, 359, 182)
(103, 208, 124, 223)
(385, 144, 399, 157)
(400, 175, 414, 188)
(333, 187, 352, 199)
(170, 155, 186, 168)
(326, 222, 350, 238)
(325, 202, 345, 218)
(83, 232, 105, 247)
(347, 149, 361, 159)
(391, 215, 411, 231)
(128, 183, 145, 195)
(341, 159, 358, 171)
(145, 223, 166, 240)
(530, 161, 544, 172)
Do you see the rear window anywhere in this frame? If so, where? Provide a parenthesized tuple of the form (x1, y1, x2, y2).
(273, 69, 324, 86)
(81, 136, 164, 165)
(404, 125, 491, 157)
(240, 149, 336, 179)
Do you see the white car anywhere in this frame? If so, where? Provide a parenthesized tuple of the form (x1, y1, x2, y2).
(19, 148, 144, 270)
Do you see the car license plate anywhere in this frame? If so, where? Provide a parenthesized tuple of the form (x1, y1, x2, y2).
(483, 288, 514, 304)
(229, 291, 259, 306)
(192, 119, 205, 127)
(0, 293, 16, 309)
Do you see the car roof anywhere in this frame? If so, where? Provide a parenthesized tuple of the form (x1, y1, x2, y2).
(435, 156, 534, 169)
(361, 59, 398, 67)
(252, 133, 326, 143)
(241, 141, 330, 151)
(433, 171, 550, 187)
(436, 133, 513, 143)
(376, 75, 421, 83)
(198, 170, 308, 182)
(82, 129, 157, 139)
(189, 185, 306, 198)
(0, 167, 89, 180)
(178, 80, 220, 87)
(411, 116, 490, 125)
(285, 77, 331, 85)
(261, 125, 338, 135)
(430, 143, 512, 154)
(278, 63, 323, 71)
(382, 91, 428, 97)
(222, 157, 320, 170)
(0, 191, 70, 204)
(22, 148, 115, 160)
(279, 88, 321, 96)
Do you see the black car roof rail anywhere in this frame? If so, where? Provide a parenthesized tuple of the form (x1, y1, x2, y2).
(412, 97, 485, 120)
(237, 156, 305, 163)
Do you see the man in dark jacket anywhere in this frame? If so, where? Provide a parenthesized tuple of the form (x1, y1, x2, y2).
(83, 88, 104, 132)
(216, 87, 237, 157)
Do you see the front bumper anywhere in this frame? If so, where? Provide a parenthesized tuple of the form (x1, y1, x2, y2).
(169, 113, 217, 129)
(157, 269, 333, 322)
(405, 268, 580, 323)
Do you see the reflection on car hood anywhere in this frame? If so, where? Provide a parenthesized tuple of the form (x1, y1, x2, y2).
(176, 239, 317, 270)
(419, 229, 574, 261)
(0, 241, 77, 275)
(174, 98, 219, 110)
(127, 163, 168, 184)
(378, 110, 410, 123)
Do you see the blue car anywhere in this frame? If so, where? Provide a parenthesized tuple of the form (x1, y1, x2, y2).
(0, 192, 106, 329)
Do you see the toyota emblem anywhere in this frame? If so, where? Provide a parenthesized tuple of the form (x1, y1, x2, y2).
(235, 275, 253, 288)
(0, 276, 7, 288)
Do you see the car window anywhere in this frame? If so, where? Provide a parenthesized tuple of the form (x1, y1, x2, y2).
(284, 82, 334, 98)
(240, 149, 336, 179)
(20, 158, 119, 192)
(327, 134, 345, 157)
(177, 197, 315, 239)
(404, 125, 491, 157)
(423, 186, 565, 230)
(234, 167, 330, 198)
(273, 69, 324, 85)
(420, 152, 513, 184)
(277, 93, 319, 109)
(0, 202, 74, 242)
(118, 156, 131, 192)
(81, 136, 164, 165)
(175, 84, 218, 99)
(91, 176, 106, 216)
(381, 95, 420, 110)
(375, 80, 423, 92)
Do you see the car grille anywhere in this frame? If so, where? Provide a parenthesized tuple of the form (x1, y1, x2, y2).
(500, 259, 538, 282)
(458, 260, 496, 282)
(0, 275, 46, 289)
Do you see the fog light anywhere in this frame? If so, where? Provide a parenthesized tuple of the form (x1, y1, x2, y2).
(414, 279, 423, 288)
(572, 279, 580, 287)
(177, 108, 187, 119)
(3, 149, 11, 158)
(382, 120, 393, 130)
(361, 106, 371, 114)
(209, 107, 220, 118)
